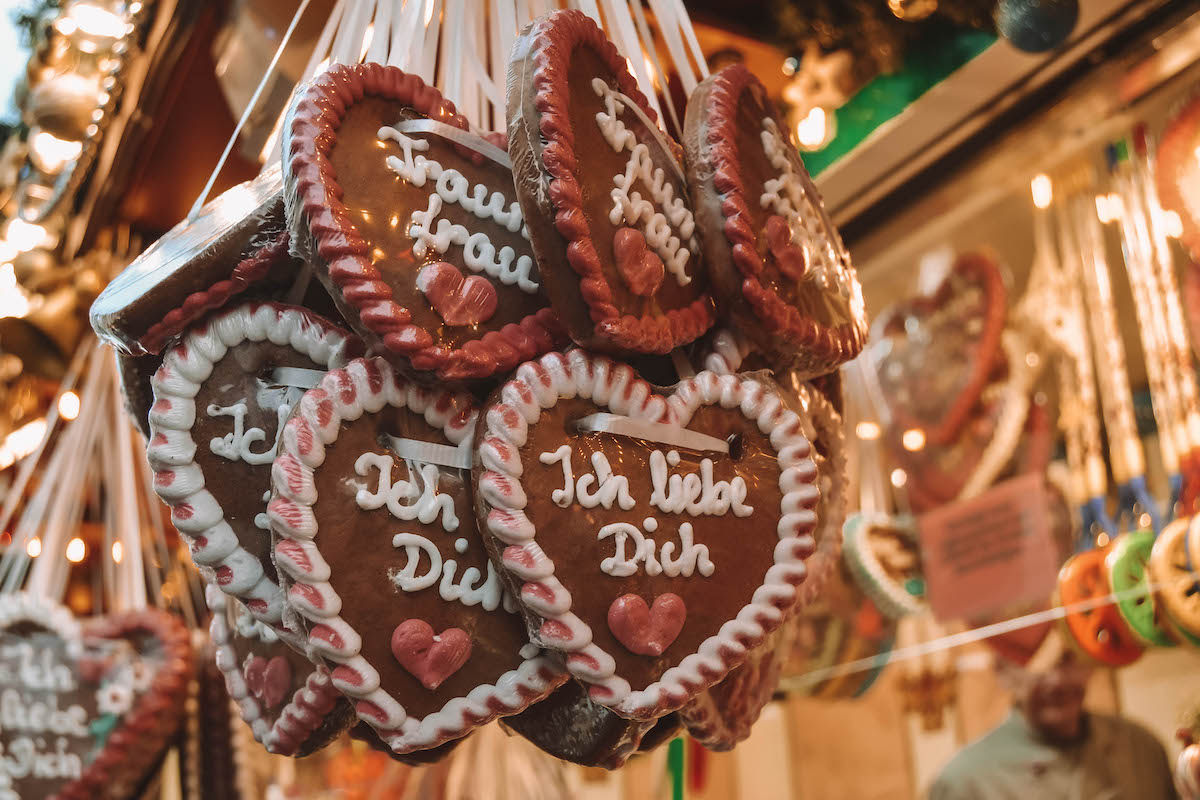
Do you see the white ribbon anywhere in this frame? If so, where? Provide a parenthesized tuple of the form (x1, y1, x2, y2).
(269, 367, 327, 390)
(574, 413, 729, 454)
(386, 434, 474, 470)
(392, 118, 512, 169)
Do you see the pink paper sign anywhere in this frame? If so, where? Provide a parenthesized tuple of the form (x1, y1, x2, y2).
(917, 472, 1059, 622)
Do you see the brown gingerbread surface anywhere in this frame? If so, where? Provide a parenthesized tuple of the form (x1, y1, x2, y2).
(684, 65, 866, 376)
(285, 64, 561, 382)
(507, 9, 715, 354)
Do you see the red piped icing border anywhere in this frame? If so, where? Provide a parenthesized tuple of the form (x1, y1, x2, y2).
(56, 608, 194, 800)
(207, 586, 346, 756)
(283, 62, 561, 381)
(695, 64, 866, 372)
(137, 233, 294, 355)
(268, 356, 565, 754)
(146, 302, 362, 628)
(474, 350, 820, 719)
(516, 9, 716, 353)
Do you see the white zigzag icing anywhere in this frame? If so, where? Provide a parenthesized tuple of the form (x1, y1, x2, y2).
(476, 350, 819, 719)
(146, 302, 359, 626)
(268, 356, 564, 754)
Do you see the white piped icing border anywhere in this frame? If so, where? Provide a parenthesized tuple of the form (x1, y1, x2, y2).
(474, 349, 819, 719)
(267, 356, 565, 754)
(0, 593, 83, 658)
(146, 302, 361, 626)
(791, 383, 847, 606)
(206, 585, 343, 756)
(701, 328, 754, 375)
(842, 511, 925, 618)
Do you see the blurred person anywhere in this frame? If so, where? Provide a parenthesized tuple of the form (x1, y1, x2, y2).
(930, 632, 1176, 800)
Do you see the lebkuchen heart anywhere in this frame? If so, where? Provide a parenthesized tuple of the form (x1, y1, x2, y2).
(0, 595, 192, 800)
(473, 350, 822, 719)
(147, 302, 362, 627)
(283, 62, 562, 382)
(269, 357, 565, 755)
(207, 587, 353, 757)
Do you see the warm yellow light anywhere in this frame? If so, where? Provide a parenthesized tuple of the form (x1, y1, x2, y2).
(1095, 193, 1123, 224)
(796, 107, 829, 149)
(902, 428, 926, 452)
(1163, 209, 1184, 239)
(1096, 531, 1110, 548)
(65, 537, 86, 563)
(1031, 174, 1052, 209)
(890, 468, 908, 488)
(58, 391, 80, 421)
(0, 264, 31, 320)
(5, 220, 47, 253)
(0, 419, 47, 469)
(29, 130, 83, 175)
(25, 538, 41, 558)
(68, 4, 132, 39)
(111, 541, 123, 563)
(855, 421, 882, 440)
(1025, 352, 1040, 369)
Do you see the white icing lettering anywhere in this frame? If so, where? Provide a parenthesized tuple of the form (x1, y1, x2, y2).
(649, 450, 753, 517)
(591, 78, 697, 286)
(539, 447, 635, 510)
(379, 125, 538, 294)
(597, 520, 713, 578)
(355, 452, 458, 532)
(207, 401, 289, 465)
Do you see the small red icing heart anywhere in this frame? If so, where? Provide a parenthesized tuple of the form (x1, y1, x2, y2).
(765, 215, 806, 281)
(613, 227, 665, 297)
(417, 262, 499, 326)
(390, 619, 472, 691)
(607, 593, 686, 657)
(261, 655, 293, 710)
(244, 655, 267, 698)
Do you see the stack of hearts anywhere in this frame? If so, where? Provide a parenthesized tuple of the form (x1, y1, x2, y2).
(89, 9, 867, 766)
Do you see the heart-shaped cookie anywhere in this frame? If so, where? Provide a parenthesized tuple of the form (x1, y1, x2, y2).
(284, 63, 561, 382)
(506, 10, 716, 354)
(0, 595, 192, 800)
(473, 350, 820, 719)
(683, 64, 866, 377)
(207, 586, 353, 756)
(873, 250, 1008, 449)
(416, 263, 498, 327)
(843, 512, 926, 619)
(269, 357, 565, 754)
(147, 302, 361, 626)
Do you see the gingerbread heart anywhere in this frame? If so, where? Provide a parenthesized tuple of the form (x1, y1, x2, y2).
(506, 10, 716, 354)
(147, 302, 361, 627)
(0, 595, 192, 800)
(269, 357, 565, 754)
(284, 63, 561, 382)
(208, 587, 352, 756)
(873, 250, 1008, 449)
(843, 512, 926, 619)
(474, 350, 821, 719)
(684, 64, 866, 377)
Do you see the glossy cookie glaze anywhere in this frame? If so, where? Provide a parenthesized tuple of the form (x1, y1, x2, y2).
(284, 63, 561, 382)
(506, 10, 716, 355)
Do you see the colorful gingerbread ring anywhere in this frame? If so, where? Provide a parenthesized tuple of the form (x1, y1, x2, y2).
(506, 9, 716, 354)
(284, 63, 561, 382)
(1055, 548, 1144, 667)
(207, 586, 353, 756)
(684, 64, 866, 377)
(147, 302, 362, 625)
(1105, 530, 1176, 647)
(842, 512, 925, 618)
(1149, 517, 1200, 645)
(269, 356, 565, 753)
(474, 350, 819, 719)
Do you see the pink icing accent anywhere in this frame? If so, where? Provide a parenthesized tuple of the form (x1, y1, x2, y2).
(765, 215, 806, 281)
(607, 594, 686, 657)
(390, 620, 472, 691)
(245, 655, 293, 710)
(613, 228, 665, 297)
(417, 261, 500, 326)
